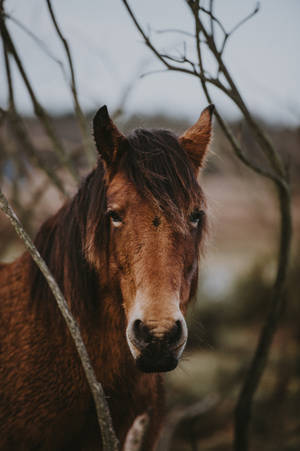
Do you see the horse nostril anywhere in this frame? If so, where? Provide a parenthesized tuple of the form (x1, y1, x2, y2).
(167, 320, 182, 345)
(133, 319, 152, 344)
(132, 318, 185, 350)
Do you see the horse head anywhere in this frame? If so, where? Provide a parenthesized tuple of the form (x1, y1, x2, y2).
(91, 105, 213, 373)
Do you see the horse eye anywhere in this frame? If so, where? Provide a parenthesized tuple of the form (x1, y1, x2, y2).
(189, 210, 205, 228)
(108, 210, 123, 226)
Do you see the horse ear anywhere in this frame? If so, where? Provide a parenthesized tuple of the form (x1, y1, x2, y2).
(179, 104, 214, 171)
(93, 105, 126, 166)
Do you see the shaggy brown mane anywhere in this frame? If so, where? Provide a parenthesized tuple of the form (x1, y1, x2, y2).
(30, 128, 204, 323)
(30, 166, 106, 326)
(124, 128, 203, 220)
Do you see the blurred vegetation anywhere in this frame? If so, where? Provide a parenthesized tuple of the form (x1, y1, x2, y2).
(127, 112, 298, 450)
(166, 242, 300, 450)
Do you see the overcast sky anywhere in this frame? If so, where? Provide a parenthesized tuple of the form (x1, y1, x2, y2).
(1, 0, 299, 125)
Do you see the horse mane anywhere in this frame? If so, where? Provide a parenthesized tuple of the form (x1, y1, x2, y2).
(30, 165, 107, 326)
(29, 128, 204, 323)
(121, 128, 203, 223)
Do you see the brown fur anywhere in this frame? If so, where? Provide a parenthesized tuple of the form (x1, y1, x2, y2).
(0, 107, 212, 450)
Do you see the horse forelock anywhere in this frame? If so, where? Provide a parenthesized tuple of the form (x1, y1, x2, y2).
(121, 129, 204, 229)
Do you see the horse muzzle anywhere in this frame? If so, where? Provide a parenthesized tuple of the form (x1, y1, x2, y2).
(135, 342, 180, 373)
(126, 317, 187, 373)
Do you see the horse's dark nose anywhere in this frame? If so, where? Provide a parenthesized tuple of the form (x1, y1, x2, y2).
(127, 317, 187, 373)
(132, 319, 183, 350)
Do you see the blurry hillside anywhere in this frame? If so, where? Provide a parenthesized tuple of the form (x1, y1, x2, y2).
(0, 112, 300, 450)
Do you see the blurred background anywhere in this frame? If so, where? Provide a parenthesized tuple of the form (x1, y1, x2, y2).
(0, 1, 299, 450)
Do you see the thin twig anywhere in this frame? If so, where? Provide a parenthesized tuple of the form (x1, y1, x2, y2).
(2, 39, 68, 196)
(0, 13, 80, 183)
(0, 188, 119, 451)
(220, 3, 260, 58)
(123, 413, 150, 451)
(191, 3, 286, 178)
(192, 6, 274, 181)
(215, 110, 284, 186)
(155, 28, 194, 38)
(234, 179, 292, 451)
(160, 53, 198, 72)
(121, 1, 235, 97)
(7, 108, 69, 196)
(140, 68, 170, 79)
(209, 0, 215, 39)
(5, 13, 69, 83)
(195, 26, 283, 185)
(199, 5, 227, 36)
(229, 2, 260, 37)
(2, 29, 14, 105)
(46, 0, 96, 166)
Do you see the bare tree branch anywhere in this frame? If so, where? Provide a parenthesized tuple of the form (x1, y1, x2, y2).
(139, 68, 170, 79)
(228, 2, 260, 37)
(219, 3, 260, 57)
(123, 413, 150, 451)
(0, 12, 80, 184)
(190, 1, 285, 178)
(209, 0, 215, 39)
(4, 12, 69, 82)
(2, 38, 68, 197)
(155, 28, 194, 38)
(0, 188, 119, 451)
(121, 1, 237, 98)
(121, 2, 293, 451)
(191, 11, 283, 186)
(46, 0, 96, 167)
(6, 108, 69, 196)
(234, 182, 292, 451)
(121, 0, 284, 184)
(199, 5, 227, 36)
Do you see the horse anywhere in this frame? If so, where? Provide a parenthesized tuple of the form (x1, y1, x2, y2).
(0, 104, 213, 450)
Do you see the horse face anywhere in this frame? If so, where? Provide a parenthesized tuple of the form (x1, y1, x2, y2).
(93, 105, 213, 373)
(106, 173, 205, 372)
